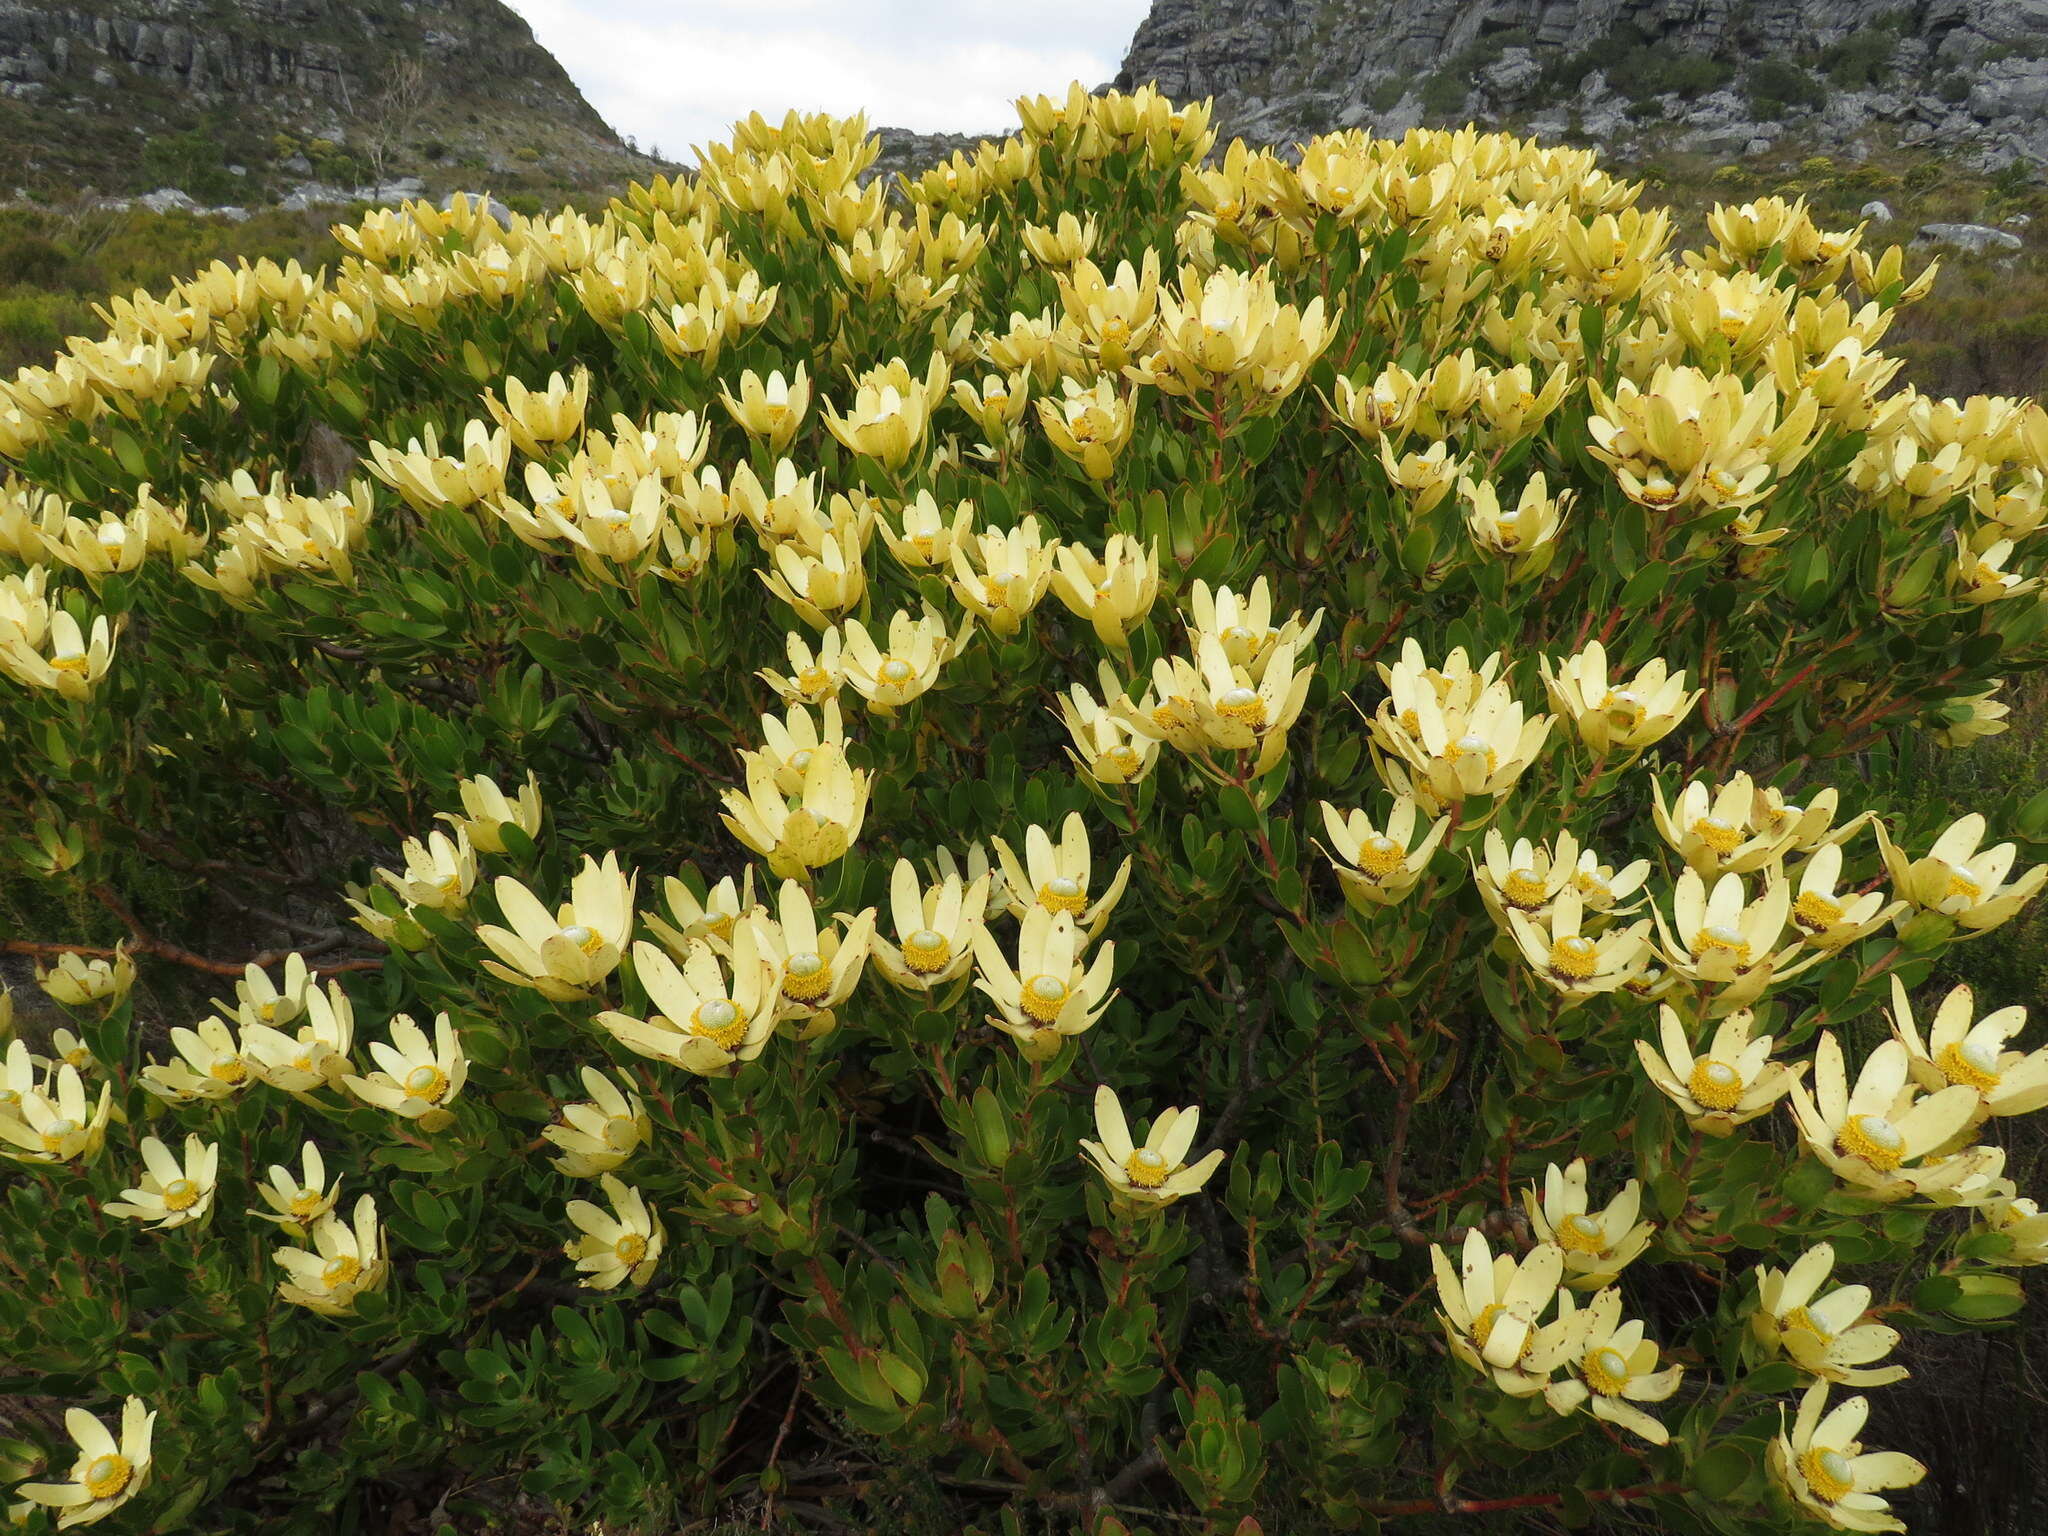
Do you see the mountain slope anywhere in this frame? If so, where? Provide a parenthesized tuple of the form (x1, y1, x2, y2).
(1113, 0, 2048, 168)
(0, 0, 647, 198)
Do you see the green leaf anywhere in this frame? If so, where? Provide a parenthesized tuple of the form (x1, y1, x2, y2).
(1692, 1442, 1754, 1499)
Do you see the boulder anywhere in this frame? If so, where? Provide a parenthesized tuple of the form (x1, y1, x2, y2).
(1860, 200, 1894, 222)
(1915, 222, 2025, 254)
(138, 186, 196, 213)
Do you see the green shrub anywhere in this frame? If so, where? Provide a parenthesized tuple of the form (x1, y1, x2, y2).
(1745, 59, 1826, 120)
(1, 91, 2045, 1536)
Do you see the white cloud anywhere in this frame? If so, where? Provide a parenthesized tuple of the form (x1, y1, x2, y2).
(509, 0, 1152, 161)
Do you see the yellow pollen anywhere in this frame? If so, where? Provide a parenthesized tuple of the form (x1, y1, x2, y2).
(690, 999, 745, 1051)
(1038, 877, 1088, 917)
(1020, 973, 1071, 1024)
(209, 1056, 248, 1084)
(49, 649, 91, 673)
(1582, 1345, 1632, 1396)
(705, 912, 737, 942)
(1687, 1058, 1744, 1110)
(1599, 689, 1646, 728)
(910, 532, 936, 559)
(1943, 864, 1984, 902)
(1104, 743, 1142, 776)
(39, 1119, 77, 1153)
(1837, 1113, 1906, 1172)
(1794, 890, 1845, 932)
(403, 1063, 450, 1102)
(902, 928, 952, 974)
(1694, 925, 1752, 966)
(782, 951, 832, 1002)
(1801, 1446, 1856, 1504)
(83, 1453, 131, 1500)
(879, 656, 915, 685)
(321, 1253, 362, 1288)
(1574, 870, 1614, 905)
(1447, 733, 1498, 775)
(1780, 1305, 1833, 1345)
(1125, 1147, 1170, 1188)
(558, 923, 607, 957)
(1690, 816, 1743, 857)
(160, 1177, 200, 1212)
(1938, 1039, 2003, 1091)
(288, 1188, 327, 1219)
(1556, 1212, 1607, 1254)
(613, 1232, 648, 1265)
(1549, 935, 1600, 981)
(1151, 701, 1187, 734)
(1356, 834, 1406, 879)
(1641, 477, 1680, 506)
(794, 665, 831, 698)
(982, 575, 1015, 608)
(1502, 867, 1551, 909)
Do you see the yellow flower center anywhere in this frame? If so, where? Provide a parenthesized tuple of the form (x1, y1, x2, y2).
(1708, 468, 1742, 496)
(50, 648, 91, 673)
(1694, 925, 1752, 967)
(1502, 867, 1550, 910)
(160, 1177, 200, 1212)
(1641, 477, 1680, 506)
(795, 665, 831, 698)
(1557, 1212, 1607, 1254)
(1448, 732, 1498, 775)
(613, 1232, 648, 1265)
(1690, 815, 1743, 857)
(909, 532, 937, 560)
(1020, 973, 1071, 1024)
(1549, 935, 1600, 981)
(1216, 686, 1266, 727)
(1780, 1305, 1834, 1345)
(1938, 1039, 2003, 1091)
(783, 951, 832, 1002)
(1100, 316, 1130, 345)
(705, 912, 737, 942)
(403, 1063, 450, 1102)
(209, 1055, 248, 1084)
(1800, 1446, 1856, 1504)
(1356, 834, 1406, 879)
(558, 924, 607, 957)
(1124, 1147, 1170, 1188)
(1599, 689, 1646, 729)
(63, 1046, 91, 1069)
(690, 999, 745, 1051)
(321, 1253, 362, 1288)
(1151, 700, 1188, 734)
(1469, 1301, 1535, 1361)
(1942, 862, 1984, 902)
(1794, 891, 1845, 932)
(1582, 1345, 1632, 1396)
(83, 1453, 131, 1500)
(902, 928, 952, 974)
(1573, 870, 1614, 906)
(1687, 1057, 1745, 1110)
(880, 656, 915, 684)
(788, 749, 813, 775)
(1837, 1112, 1906, 1172)
(1038, 876, 1087, 917)
(288, 1188, 326, 1219)
(1104, 743, 1143, 777)
(39, 1119, 77, 1153)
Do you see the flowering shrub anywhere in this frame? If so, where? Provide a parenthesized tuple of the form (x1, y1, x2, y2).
(4, 83, 2048, 1534)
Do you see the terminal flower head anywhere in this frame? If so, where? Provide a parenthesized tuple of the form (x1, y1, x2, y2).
(972, 906, 1116, 1059)
(1637, 1006, 1801, 1135)
(1788, 1032, 1993, 1201)
(991, 811, 1131, 941)
(1319, 796, 1448, 907)
(1752, 1243, 1908, 1388)
(275, 1194, 388, 1315)
(596, 931, 778, 1078)
(1522, 1159, 1653, 1289)
(1889, 975, 2048, 1123)
(563, 1174, 663, 1290)
(477, 853, 637, 999)
(1079, 1085, 1225, 1207)
(342, 1012, 467, 1130)
(1876, 813, 2045, 933)
(543, 1066, 653, 1179)
(872, 857, 990, 992)
(1768, 1382, 1924, 1533)
(13, 1397, 154, 1528)
(106, 1134, 219, 1230)
(1541, 642, 1700, 756)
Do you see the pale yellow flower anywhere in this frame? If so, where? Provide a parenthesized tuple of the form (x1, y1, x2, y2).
(1057, 665, 1161, 785)
(563, 1174, 663, 1290)
(1876, 813, 2046, 933)
(947, 516, 1057, 636)
(596, 931, 779, 1078)
(34, 946, 135, 1009)
(1788, 843, 1905, 951)
(1079, 1085, 1226, 1207)
(239, 980, 354, 1094)
(1752, 1243, 1908, 1388)
(248, 1141, 342, 1231)
(342, 1012, 467, 1130)
(138, 1016, 253, 1104)
(1318, 797, 1449, 907)
(758, 627, 846, 706)
(991, 811, 1131, 941)
(438, 771, 544, 854)
(1540, 642, 1700, 756)
(1051, 534, 1159, 648)
(13, 1397, 154, 1528)
(719, 743, 870, 878)
(841, 605, 969, 712)
(1889, 975, 2048, 1124)
(876, 490, 974, 570)
(718, 364, 810, 453)
(275, 1194, 388, 1316)
(1636, 1006, 1801, 1136)
(1522, 1159, 1652, 1289)
(106, 1134, 219, 1230)
(376, 828, 477, 914)
(1506, 888, 1653, 1000)
(753, 878, 875, 1028)
(1768, 1382, 1924, 1533)
(971, 906, 1116, 1059)
(1431, 1232, 1570, 1390)
(1655, 869, 1824, 1010)
(477, 853, 636, 1000)
(872, 857, 990, 992)
(1787, 1032, 1994, 1201)
(642, 868, 761, 958)
(543, 1066, 653, 1179)
(1541, 1287, 1682, 1446)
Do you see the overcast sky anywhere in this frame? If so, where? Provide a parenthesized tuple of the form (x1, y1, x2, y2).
(510, 1, 1153, 162)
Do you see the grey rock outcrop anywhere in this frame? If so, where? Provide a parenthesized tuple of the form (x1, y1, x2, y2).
(1916, 222, 2025, 254)
(1113, 0, 2048, 167)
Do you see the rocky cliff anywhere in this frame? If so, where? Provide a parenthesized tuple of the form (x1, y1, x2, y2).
(0, 0, 644, 197)
(1113, 0, 2048, 168)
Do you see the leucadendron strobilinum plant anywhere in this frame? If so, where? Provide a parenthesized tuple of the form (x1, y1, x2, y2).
(4, 82, 2048, 1536)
